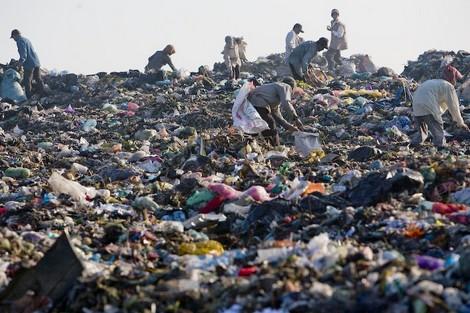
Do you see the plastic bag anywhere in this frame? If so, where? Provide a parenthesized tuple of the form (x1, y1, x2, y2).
(176, 68, 190, 80)
(178, 240, 224, 256)
(242, 186, 271, 202)
(232, 82, 269, 134)
(48, 172, 96, 203)
(293, 132, 322, 158)
(337, 61, 356, 77)
(208, 183, 242, 200)
(0, 69, 27, 103)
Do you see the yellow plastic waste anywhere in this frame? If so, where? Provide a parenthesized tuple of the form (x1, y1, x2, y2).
(296, 80, 312, 89)
(155, 181, 174, 192)
(339, 89, 384, 99)
(178, 240, 224, 256)
(305, 149, 325, 164)
(342, 97, 354, 105)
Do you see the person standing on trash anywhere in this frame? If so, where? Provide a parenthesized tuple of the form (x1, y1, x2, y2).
(10, 29, 45, 99)
(145, 45, 176, 80)
(440, 63, 464, 86)
(248, 77, 303, 146)
(325, 9, 348, 71)
(223, 36, 241, 80)
(234, 37, 248, 64)
(411, 79, 469, 147)
(288, 38, 329, 80)
(285, 23, 304, 62)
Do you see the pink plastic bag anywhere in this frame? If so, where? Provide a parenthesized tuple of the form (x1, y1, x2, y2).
(208, 183, 242, 200)
(242, 186, 271, 202)
(208, 183, 272, 202)
(127, 102, 140, 112)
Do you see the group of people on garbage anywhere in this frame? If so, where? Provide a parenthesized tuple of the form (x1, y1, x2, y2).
(4, 7, 469, 150)
(285, 9, 347, 79)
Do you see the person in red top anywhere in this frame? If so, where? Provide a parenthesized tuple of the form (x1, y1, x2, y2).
(441, 64, 463, 86)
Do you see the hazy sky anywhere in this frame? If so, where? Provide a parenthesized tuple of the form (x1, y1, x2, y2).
(2, 0, 469, 74)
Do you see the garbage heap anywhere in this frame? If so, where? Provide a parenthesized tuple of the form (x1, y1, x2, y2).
(1, 52, 470, 313)
(402, 49, 470, 82)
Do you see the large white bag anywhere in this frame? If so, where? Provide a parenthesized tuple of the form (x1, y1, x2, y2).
(232, 82, 269, 134)
(0, 69, 27, 103)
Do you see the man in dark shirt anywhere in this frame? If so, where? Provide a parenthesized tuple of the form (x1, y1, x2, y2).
(248, 77, 303, 145)
(145, 45, 177, 81)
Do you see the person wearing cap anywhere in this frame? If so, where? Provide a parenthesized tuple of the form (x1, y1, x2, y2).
(248, 77, 303, 145)
(285, 23, 304, 62)
(288, 38, 329, 80)
(10, 29, 44, 99)
(411, 79, 469, 148)
(145, 44, 177, 80)
(223, 36, 241, 80)
(326, 9, 348, 71)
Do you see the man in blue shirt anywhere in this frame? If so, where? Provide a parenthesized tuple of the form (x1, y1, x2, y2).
(10, 29, 45, 98)
(288, 37, 328, 80)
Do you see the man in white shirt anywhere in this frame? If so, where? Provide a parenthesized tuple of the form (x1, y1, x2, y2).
(326, 9, 348, 71)
(411, 79, 469, 147)
(285, 23, 304, 63)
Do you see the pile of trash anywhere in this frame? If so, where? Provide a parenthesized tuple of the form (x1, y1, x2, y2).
(1, 51, 470, 313)
(402, 49, 470, 82)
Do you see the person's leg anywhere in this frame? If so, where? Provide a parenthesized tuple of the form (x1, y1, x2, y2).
(410, 116, 429, 146)
(325, 49, 335, 71)
(23, 68, 33, 99)
(425, 115, 445, 147)
(254, 107, 279, 145)
(155, 70, 165, 81)
(289, 62, 302, 80)
(33, 67, 45, 95)
(234, 65, 240, 80)
(334, 50, 342, 66)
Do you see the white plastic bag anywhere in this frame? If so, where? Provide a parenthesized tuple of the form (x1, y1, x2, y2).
(0, 69, 27, 103)
(48, 172, 96, 203)
(232, 82, 269, 134)
(176, 68, 190, 80)
(293, 132, 322, 158)
(337, 61, 356, 77)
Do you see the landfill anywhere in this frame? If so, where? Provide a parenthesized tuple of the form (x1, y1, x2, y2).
(0, 49, 470, 313)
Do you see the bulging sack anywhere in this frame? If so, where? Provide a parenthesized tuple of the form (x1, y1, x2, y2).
(0, 69, 27, 103)
(232, 82, 269, 134)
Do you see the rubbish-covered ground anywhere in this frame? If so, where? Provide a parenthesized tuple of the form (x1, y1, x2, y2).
(0, 50, 470, 313)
